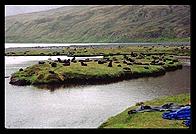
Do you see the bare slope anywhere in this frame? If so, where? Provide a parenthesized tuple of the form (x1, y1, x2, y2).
(5, 5, 190, 43)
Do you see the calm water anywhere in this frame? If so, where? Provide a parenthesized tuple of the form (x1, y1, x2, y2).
(5, 42, 190, 48)
(5, 56, 190, 128)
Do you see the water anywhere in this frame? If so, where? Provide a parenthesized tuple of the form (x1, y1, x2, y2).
(5, 56, 103, 66)
(5, 42, 190, 48)
(5, 56, 190, 128)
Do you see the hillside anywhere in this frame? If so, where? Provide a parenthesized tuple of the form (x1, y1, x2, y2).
(5, 5, 190, 43)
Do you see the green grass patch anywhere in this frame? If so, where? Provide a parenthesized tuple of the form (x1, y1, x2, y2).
(99, 93, 190, 128)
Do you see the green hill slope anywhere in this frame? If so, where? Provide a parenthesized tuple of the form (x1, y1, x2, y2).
(5, 5, 190, 43)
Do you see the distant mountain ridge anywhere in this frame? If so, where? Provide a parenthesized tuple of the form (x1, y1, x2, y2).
(5, 5, 190, 43)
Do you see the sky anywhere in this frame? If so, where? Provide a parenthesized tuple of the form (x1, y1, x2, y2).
(5, 5, 66, 16)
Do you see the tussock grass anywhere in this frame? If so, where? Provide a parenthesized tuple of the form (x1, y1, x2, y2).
(10, 58, 182, 86)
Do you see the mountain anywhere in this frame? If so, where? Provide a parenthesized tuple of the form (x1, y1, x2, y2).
(5, 5, 190, 43)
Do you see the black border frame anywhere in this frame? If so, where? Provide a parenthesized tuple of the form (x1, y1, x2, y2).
(1, 0, 193, 133)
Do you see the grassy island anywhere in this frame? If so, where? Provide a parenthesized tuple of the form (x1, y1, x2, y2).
(99, 93, 190, 128)
(9, 47, 183, 87)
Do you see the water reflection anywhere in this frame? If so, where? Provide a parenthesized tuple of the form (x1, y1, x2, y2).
(33, 73, 173, 91)
(33, 84, 82, 91)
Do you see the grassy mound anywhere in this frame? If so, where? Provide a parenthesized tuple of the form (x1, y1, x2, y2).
(99, 93, 190, 128)
(9, 62, 163, 85)
(9, 54, 183, 86)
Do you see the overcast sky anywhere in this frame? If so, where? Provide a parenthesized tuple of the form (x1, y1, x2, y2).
(5, 5, 66, 16)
